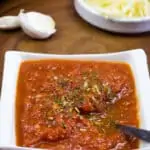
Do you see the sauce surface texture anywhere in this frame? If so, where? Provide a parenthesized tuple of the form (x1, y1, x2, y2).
(16, 60, 139, 150)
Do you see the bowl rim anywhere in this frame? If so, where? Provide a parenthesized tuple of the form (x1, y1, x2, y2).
(77, 0, 150, 23)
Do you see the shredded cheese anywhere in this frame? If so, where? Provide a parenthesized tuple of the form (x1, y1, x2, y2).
(85, 0, 150, 18)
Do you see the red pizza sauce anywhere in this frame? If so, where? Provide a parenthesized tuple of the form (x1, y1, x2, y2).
(16, 60, 139, 150)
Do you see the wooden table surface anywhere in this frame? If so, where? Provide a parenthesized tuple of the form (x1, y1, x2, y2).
(0, 0, 150, 88)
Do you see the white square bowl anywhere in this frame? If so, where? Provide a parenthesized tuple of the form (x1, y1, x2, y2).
(0, 49, 150, 149)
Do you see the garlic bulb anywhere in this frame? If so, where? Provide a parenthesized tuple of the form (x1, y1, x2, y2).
(0, 16, 20, 30)
(19, 10, 56, 39)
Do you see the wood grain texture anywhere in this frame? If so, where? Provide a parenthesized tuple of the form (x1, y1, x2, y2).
(0, 0, 150, 89)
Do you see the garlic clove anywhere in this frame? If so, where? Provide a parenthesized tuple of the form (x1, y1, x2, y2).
(0, 16, 20, 30)
(19, 10, 56, 39)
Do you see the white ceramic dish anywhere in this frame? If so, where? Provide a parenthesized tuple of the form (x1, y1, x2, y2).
(0, 49, 150, 149)
(74, 0, 150, 33)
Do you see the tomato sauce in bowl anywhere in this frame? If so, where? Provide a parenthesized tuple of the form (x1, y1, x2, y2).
(16, 60, 139, 150)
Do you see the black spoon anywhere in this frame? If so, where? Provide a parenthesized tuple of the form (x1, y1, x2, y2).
(116, 124, 150, 142)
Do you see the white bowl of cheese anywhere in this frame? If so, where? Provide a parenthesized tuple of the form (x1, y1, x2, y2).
(74, 0, 150, 33)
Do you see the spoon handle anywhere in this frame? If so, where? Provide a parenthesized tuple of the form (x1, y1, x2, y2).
(117, 124, 150, 142)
